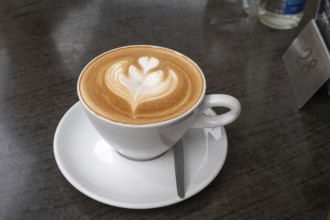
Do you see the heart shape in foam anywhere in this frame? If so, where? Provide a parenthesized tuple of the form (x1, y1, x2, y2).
(105, 57, 178, 115)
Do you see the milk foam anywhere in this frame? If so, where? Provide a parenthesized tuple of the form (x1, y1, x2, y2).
(105, 57, 178, 113)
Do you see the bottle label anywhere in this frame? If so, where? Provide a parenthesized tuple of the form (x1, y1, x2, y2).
(263, 0, 306, 15)
(283, 0, 306, 14)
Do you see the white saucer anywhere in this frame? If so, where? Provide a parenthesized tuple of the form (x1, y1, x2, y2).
(54, 102, 228, 209)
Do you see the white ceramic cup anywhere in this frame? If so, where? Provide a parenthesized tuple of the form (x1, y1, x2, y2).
(77, 46, 241, 161)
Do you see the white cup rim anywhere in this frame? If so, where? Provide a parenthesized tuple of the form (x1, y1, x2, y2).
(77, 45, 206, 128)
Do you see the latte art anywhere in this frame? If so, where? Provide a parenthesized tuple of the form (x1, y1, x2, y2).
(105, 57, 178, 114)
(79, 46, 204, 124)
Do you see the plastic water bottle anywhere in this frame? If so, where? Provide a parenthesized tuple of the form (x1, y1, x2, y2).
(258, 0, 306, 30)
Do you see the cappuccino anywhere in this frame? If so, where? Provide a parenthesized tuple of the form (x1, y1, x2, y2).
(79, 46, 204, 124)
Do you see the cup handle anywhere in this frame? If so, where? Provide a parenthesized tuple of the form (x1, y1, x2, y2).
(191, 94, 241, 128)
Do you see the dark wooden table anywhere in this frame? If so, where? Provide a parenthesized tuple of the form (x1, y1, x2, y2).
(1, 0, 329, 219)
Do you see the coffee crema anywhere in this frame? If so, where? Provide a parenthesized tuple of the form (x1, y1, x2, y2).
(79, 46, 204, 124)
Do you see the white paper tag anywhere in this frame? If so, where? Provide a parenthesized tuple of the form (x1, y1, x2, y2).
(283, 19, 330, 108)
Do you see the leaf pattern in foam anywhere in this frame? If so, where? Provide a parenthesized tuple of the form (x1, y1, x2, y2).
(138, 56, 159, 73)
(105, 57, 178, 114)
